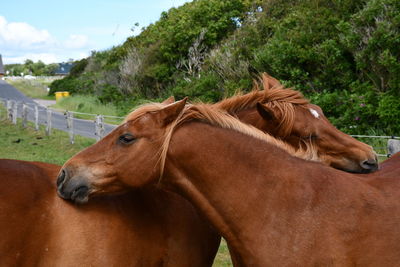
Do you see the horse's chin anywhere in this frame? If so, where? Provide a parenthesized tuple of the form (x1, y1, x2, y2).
(71, 192, 90, 204)
(58, 183, 91, 204)
(336, 165, 377, 174)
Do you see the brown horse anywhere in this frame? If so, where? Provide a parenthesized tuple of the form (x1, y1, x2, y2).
(215, 73, 378, 173)
(0, 159, 220, 266)
(59, 100, 400, 266)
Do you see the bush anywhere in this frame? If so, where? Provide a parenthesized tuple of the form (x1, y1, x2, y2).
(169, 73, 222, 102)
(309, 81, 400, 135)
(377, 94, 400, 133)
(97, 84, 126, 103)
(48, 76, 94, 96)
(339, 0, 400, 93)
(308, 82, 379, 134)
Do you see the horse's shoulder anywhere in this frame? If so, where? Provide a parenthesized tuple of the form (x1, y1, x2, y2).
(0, 159, 60, 203)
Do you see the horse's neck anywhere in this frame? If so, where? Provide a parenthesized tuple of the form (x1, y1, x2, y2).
(165, 122, 320, 264)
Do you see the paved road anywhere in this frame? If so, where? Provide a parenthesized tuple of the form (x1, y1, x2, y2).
(0, 80, 116, 139)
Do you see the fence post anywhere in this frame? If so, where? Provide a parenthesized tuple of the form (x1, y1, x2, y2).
(12, 101, 17, 124)
(95, 115, 105, 141)
(66, 111, 75, 144)
(34, 105, 39, 130)
(388, 139, 400, 157)
(22, 103, 28, 128)
(6, 100, 12, 121)
(46, 109, 52, 136)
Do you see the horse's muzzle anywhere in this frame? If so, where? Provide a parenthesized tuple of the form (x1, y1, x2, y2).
(359, 157, 379, 173)
(57, 168, 90, 203)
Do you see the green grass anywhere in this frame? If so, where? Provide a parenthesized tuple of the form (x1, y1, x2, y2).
(0, 114, 95, 166)
(351, 128, 393, 162)
(51, 94, 123, 125)
(7, 78, 56, 100)
(213, 239, 233, 266)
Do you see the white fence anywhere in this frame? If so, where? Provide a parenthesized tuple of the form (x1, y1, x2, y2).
(0, 98, 123, 143)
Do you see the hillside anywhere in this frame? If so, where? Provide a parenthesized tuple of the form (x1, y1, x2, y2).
(50, 0, 400, 134)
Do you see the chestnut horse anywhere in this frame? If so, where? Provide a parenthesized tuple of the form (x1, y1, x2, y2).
(0, 159, 220, 266)
(59, 100, 400, 266)
(215, 73, 378, 173)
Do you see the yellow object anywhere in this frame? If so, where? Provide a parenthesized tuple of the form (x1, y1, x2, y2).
(55, 91, 70, 102)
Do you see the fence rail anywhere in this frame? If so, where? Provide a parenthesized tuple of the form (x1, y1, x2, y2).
(1, 97, 399, 157)
(348, 135, 400, 158)
(0, 98, 123, 143)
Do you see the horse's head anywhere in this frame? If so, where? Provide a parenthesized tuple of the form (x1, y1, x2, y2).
(256, 101, 378, 173)
(216, 73, 378, 173)
(57, 98, 186, 203)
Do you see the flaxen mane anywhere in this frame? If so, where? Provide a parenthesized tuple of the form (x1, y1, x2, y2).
(125, 102, 319, 179)
(215, 73, 310, 137)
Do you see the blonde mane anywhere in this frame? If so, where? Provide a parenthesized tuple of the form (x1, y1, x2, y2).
(215, 73, 310, 137)
(125, 101, 319, 179)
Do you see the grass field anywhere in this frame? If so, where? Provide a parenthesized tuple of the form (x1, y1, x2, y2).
(0, 108, 233, 266)
(51, 94, 124, 125)
(0, 118, 95, 165)
(7, 78, 56, 100)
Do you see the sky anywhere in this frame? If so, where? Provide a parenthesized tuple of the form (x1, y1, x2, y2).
(0, 0, 190, 64)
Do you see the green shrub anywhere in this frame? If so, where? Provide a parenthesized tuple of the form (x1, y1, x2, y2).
(69, 58, 88, 77)
(97, 84, 126, 103)
(48, 76, 94, 95)
(339, 0, 400, 93)
(170, 73, 222, 102)
(308, 82, 379, 134)
(377, 94, 400, 133)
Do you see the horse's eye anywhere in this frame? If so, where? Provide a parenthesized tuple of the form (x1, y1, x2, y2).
(119, 133, 136, 144)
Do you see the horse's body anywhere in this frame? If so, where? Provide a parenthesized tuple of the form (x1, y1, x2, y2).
(379, 152, 400, 174)
(163, 123, 400, 266)
(59, 100, 400, 266)
(0, 159, 220, 266)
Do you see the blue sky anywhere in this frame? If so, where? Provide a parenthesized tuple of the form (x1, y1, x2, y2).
(0, 0, 190, 64)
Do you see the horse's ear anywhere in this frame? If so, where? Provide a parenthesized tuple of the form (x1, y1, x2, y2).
(261, 73, 282, 90)
(158, 97, 188, 126)
(256, 102, 277, 122)
(267, 76, 281, 89)
(162, 96, 175, 105)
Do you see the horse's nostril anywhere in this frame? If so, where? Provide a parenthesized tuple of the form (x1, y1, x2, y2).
(360, 159, 378, 171)
(57, 169, 67, 187)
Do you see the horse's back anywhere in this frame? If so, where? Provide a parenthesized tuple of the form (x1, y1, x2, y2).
(0, 159, 58, 200)
(380, 152, 400, 173)
(0, 159, 220, 266)
(0, 159, 59, 266)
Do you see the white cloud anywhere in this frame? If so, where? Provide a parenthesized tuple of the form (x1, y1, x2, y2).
(0, 16, 90, 64)
(0, 16, 55, 50)
(64, 34, 89, 49)
(3, 53, 58, 64)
